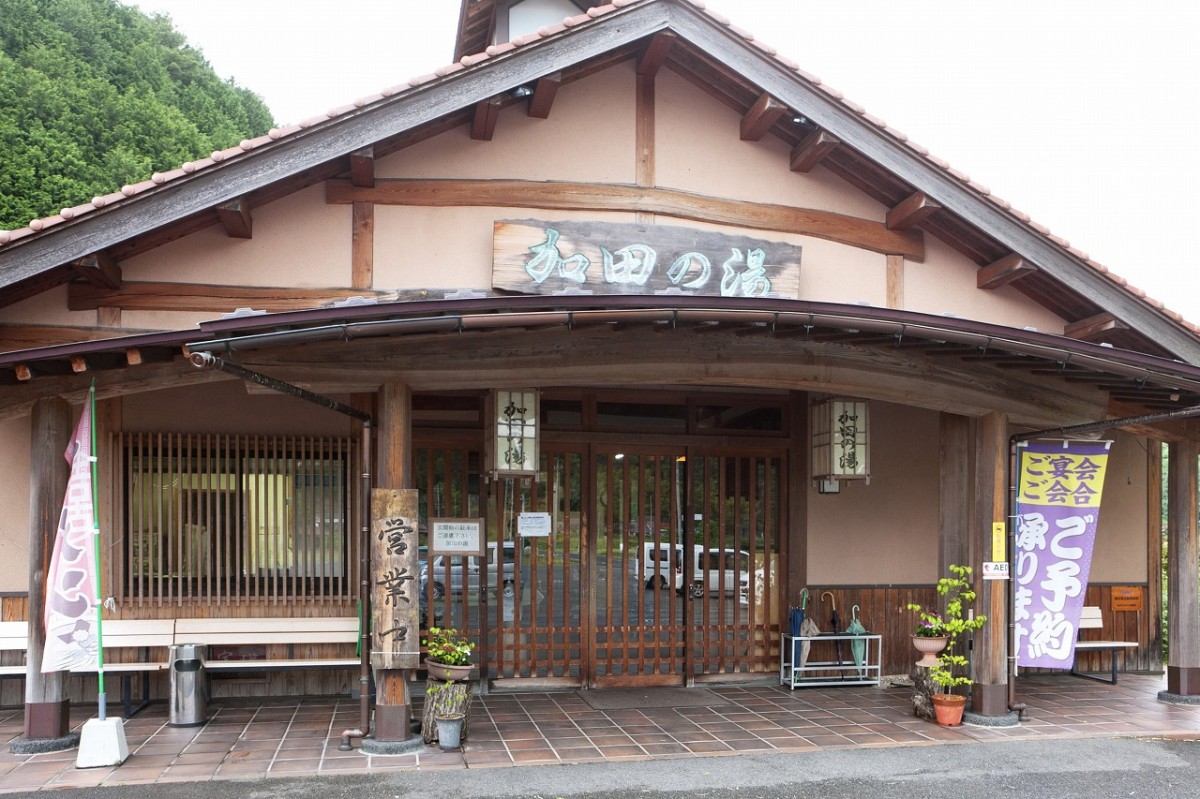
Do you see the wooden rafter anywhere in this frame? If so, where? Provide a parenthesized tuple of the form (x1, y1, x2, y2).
(637, 31, 676, 76)
(349, 146, 375, 188)
(471, 96, 503, 141)
(977, 253, 1036, 290)
(1065, 312, 1128, 342)
(325, 178, 925, 260)
(886, 192, 941, 231)
(740, 93, 788, 142)
(216, 198, 253, 239)
(789, 130, 841, 173)
(527, 72, 561, 119)
(70, 253, 122, 289)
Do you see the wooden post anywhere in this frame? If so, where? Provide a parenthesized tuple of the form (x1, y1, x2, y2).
(971, 411, 1008, 716)
(786, 392, 808, 608)
(1167, 437, 1200, 695)
(24, 397, 71, 739)
(1146, 440, 1165, 674)
(939, 413, 970, 574)
(374, 382, 414, 740)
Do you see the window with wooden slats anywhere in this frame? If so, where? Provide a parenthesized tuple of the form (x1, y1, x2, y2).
(115, 432, 358, 605)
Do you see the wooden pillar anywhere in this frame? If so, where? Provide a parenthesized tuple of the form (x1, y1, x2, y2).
(1146, 440, 1165, 674)
(971, 411, 1008, 716)
(939, 413, 971, 574)
(24, 397, 71, 739)
(1166, 437, 1200, 694)
(374, 382, 414, 740)
(786, 392, 808, 606)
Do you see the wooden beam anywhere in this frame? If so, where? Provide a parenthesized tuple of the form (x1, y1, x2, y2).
(886, 192, 941, 231)
(740, 93, 788, 142)
(527, 72, 561, 119)
(637, 31, 676, 76)
(69, 280, 392, 313)
(0, 324, 132, 351)
(1065, 312, 1128, 342)
(216, 198, 253, 239)
(636, 71, 655, 223)
(349, 146, 375, 188)
(325, 179, 926, 260)
(977, 253, 1036, 289)
(886, 254, 904, 309)
(70, 253, 122, 289)
(471, 96, 503, 141)
(972, 410, 1009, 715)
(352, 201, 374, 290)
(789, 129, 840, 173)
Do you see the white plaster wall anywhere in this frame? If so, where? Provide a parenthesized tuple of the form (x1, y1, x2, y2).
(377, 64, 636, 183)
(126, 185, 350, 290)
(806, 401, 939, 584)
(904, 236, 1067, 333)
(656, 69, 885, 219)
(122, 381, 357, 437)
(1088, 432, 1150, 582)
(0, 415, 31, 591)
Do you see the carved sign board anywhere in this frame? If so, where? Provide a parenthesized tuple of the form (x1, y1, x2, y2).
(371, 488, 420, 670)
(493, 219, 801, 298)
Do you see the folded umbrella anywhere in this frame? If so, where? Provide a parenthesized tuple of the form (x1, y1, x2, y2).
(845, 604, 867, 677)
(799, 615, 821, 669)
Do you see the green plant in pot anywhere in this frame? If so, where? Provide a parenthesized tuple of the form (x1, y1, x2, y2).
(907, 564, 987, 726)
(423, 626, 475, 682)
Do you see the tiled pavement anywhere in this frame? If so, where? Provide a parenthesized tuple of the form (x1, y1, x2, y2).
(1, 674, 1198, 792)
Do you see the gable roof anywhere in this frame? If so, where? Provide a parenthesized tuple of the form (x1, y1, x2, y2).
(0, 0, 1196, 363)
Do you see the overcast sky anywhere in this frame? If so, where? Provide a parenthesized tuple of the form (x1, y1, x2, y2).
(122, 0, 1200, 324)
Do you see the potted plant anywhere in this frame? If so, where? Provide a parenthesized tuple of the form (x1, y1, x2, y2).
(909, 614, 949, 668)
(907, 564, 987, 726)
(423, 626, 475, 682)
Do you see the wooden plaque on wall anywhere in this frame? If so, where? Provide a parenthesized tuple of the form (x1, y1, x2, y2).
(1110, 586, 1143, 612)
(493, 219, 801, 298)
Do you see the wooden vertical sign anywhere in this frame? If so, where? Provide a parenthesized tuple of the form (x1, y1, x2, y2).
(371, 488, 420, 670)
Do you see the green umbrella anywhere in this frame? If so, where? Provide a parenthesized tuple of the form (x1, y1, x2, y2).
(845, 604, 867, 677)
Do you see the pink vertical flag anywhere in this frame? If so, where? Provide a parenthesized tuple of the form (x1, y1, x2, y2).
(42, 401, 99, 673)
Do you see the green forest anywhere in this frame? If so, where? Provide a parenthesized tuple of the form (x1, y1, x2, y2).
(0, 0, 273, 231)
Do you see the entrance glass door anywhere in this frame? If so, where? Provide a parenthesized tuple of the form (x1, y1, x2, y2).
(591, 447, 689, 686)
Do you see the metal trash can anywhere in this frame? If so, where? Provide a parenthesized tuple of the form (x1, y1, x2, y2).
(168, 643, 208, 727)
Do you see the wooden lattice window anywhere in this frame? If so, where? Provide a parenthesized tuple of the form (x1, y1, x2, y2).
(114, 432, 358, 605)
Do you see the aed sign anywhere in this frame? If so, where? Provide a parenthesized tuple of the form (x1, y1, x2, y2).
(982, 561, 1010, 580)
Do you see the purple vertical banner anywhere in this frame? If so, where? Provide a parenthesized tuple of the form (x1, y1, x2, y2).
(1014, 439, 1112, 670)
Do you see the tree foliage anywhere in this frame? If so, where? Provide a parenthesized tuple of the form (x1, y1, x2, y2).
(0, 0, 273, 230)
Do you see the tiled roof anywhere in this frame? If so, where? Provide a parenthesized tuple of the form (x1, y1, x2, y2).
(0, 0, 1192, 334)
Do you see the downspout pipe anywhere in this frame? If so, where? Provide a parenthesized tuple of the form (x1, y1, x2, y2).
(189, 352, 375, 748)
(1004, 402, 1200, 716)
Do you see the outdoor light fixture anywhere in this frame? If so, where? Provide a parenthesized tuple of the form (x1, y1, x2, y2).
(490, 389, 539, 477)
(511, 85, 533, 98)
(810, 397, 870, 484)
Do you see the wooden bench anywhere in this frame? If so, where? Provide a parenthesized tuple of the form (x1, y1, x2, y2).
(0, 619, 173, 717)
(173, 616, 361, 674)
(1072, 605, 1138, 684)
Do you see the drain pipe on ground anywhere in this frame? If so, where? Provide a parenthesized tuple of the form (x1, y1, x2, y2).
(188, 353, 375, 749)
(1005, 402, 1200, 718)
